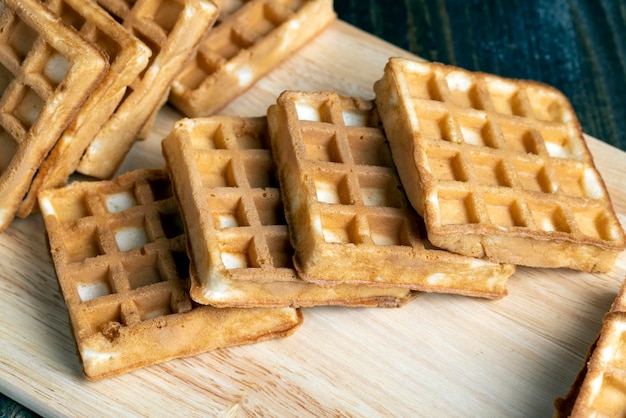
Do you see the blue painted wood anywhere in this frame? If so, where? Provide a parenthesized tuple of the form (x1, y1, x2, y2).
(0, 393, 37, 418)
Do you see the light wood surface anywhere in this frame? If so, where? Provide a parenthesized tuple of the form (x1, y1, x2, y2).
(1, 21, 625, 417)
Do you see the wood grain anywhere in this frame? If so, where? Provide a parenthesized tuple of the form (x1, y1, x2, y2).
(1, 21, 625, 417)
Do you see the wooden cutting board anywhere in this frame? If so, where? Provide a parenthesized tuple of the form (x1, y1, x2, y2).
(2, 21, 625, 417)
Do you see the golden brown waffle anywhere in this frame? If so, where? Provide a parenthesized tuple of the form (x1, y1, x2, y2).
(16, 0, 152, 218)
(75, 0, 219, 179)
(267, 90, 515, 299)
(554, 280, 626, 417)
(374, 58, 626, 272)
(0, 0, 108, 232)
(169, 0, 336, 117)
(162, 115, 417, 307)
(38, 169, 302, 380)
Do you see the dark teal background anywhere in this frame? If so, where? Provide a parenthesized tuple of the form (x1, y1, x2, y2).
(336, 0, 626, 150)
(2, 1, 624, 416)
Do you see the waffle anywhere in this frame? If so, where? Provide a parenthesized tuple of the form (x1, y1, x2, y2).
(267, 90, 515, 299)
(38, 169, 302, 380)
(162, 115, 417, 307)
(168, 0, 336, 118)
(0, 0, 109, 232)
(16, 0, 152, 218)
(75, 0, 219, 179)
(374, 58, 626, 272)
(554, 280, 626, 417)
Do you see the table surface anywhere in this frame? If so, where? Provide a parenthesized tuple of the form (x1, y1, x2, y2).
(2, 1, 625, 416)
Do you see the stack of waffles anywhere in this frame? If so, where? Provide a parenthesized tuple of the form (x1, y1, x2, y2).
(39, 56, 625, 380)
(161, 116, 421, 307)
(4, 0, 620, 387)
(0, 0, 220, 231)
(0, 0, 109, 231)
(264, 91, 514, 297)
(1, 0, 335, 233)
(0, 0, 337, 380)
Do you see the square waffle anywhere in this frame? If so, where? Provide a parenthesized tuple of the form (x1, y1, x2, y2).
(162, 115, 417, 307)
(554, 279, 626, 417)
(267, 90, 515, 299)
(76, 0, 219, 179)
(374, 58, 626, 272)
(17, 0, 152, 218)
(169, 0, 336, 117)
(38, 169, 302, 380)
(0, 0, 109, 232)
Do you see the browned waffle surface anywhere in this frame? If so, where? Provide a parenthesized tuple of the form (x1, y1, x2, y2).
(76, 0, 219, 179)
(169, 0, 336, 117)
(38, 169, 302, 380)
(162, 115, 417, 307)
(374, 58, 626, 272)
(267, 90, 515, 299)
(17, 0, 152, 218)
(0, 0, 109, 231)
(555, 279, 626, 417)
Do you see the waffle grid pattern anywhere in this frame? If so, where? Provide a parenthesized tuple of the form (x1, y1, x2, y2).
(77, 0, 219, 179)
(163, 116, 418, 307)
(181, 0, 305, 88)
(185, 117, 295, 277)
(392, 60, 623, 246)
(17, 0, 152, 217)
(0, 11, 60, 138)
(0, 0, 107, 231)
(270, 91, 514, 297)
(170, 0, 335, 117)
(39, 169, 302, 379)
(96, 0, 184, 59)
(284, 94, 421, 250)
(40, 170, 192, 338)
